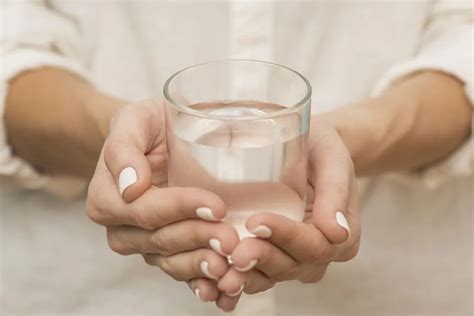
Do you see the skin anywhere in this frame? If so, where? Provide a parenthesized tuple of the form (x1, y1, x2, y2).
(5, 68, 472, 312)
(5, 68, 124, 178)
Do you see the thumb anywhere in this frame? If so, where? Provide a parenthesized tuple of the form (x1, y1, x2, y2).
(309, 120, 353, 244)
(103, 102, 162, 202)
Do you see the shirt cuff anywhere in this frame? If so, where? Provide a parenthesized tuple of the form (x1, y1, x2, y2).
(0, 48, 88, 198)
(371, 59, 473, 189)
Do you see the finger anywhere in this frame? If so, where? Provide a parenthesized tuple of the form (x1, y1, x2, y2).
(216, 267, 246, 297)
(243, 269, 276, 294)
(245, 212, 336, 263)
(215, 292, 241, 313)
(106, 220, 239, 256)
(143, 248, 228, 281)
(295, 262, 330, 284)
(87, 184, 226, 229)
(309, 119, 354, 243)
(130, 187, 226, 229)
(104, 102, 162, 202)
(187, 278, 220, 302)
(334, 179, 361, 262)
(229, 238, 298, 281)
(218, 267, 274, 296)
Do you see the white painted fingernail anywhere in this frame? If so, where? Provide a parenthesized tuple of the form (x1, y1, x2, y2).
(227, 284, 244, 297)
(227, 255, 234, 265)
(196, 207, 218, 221)
(194, 288, 205, 301)
(234, 259, 258, 272)
(200, 261, 217, 279)
(250, 225, 272, 238)
(336, 211, 350, 234)
(209, 238, 226, 256)
(119, 167, 137, 196)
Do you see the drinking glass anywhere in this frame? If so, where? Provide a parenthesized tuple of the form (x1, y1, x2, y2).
(163, 60, 312, 238)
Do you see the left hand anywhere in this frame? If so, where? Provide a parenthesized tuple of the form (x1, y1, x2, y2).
(86, 102, 240, 307)
(216, 117, 361, 309)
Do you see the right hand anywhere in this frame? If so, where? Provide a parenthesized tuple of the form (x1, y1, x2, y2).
(85, 102, 241, 311)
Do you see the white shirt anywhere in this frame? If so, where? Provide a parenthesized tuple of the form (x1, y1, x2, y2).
(1, 1, 473, 315)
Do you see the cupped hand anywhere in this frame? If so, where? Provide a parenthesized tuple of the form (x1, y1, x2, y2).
(85, 102, 240, 307)
(218, 117, 361, 297)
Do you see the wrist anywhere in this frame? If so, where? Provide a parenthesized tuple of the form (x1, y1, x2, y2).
(316, 102, 376, 175)
(317, 93, 409, 175)
(84, 91, 127, 143)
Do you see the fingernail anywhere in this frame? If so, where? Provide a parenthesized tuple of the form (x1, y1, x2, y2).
(336, 211, 350, 235)
(194, 288, 205, 302)
(200, 261, 217, 279)
(196, 207, 218, 221)
(209, 238, 226, 256)
(188, 281, 206, 302)
(227, 255, 234, 265)
(234, 259, 258, 272)
(119, 167, 137, 196)
(250, 225, 272, 238)
(226, 284, 244, 297)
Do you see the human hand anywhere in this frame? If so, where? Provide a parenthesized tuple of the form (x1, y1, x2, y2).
(85, 102, 240, 307)
(217, 117, 360, 301)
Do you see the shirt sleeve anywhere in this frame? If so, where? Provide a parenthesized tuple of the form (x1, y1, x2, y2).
(371, 0, 473, 188)
(0, 0, 88, 198)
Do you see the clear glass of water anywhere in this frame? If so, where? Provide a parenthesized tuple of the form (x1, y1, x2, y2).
(163, 60, 312, 238)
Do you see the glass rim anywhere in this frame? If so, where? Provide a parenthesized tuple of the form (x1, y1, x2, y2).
(163, 59, 312, 121)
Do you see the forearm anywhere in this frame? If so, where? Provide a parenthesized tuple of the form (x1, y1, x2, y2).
(320, 71, 472, 176)
(5, 68, 125, 178)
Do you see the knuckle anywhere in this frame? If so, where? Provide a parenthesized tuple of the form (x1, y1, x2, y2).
(85, 198, 105, 224)
(298, 269, 327, 284)
(143, 254, 178, 281)
(150, 232, 169, 255)
(103, 140, 121, 167)
(159, 256, 172, 273)
(107, 233, 128, 255)
(85, 180, 109, 224)
(157, 257, 182, 280)
(143, 254, 155, 266)
(132, 209, 155, 230)
(85, 201, 99, 223)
